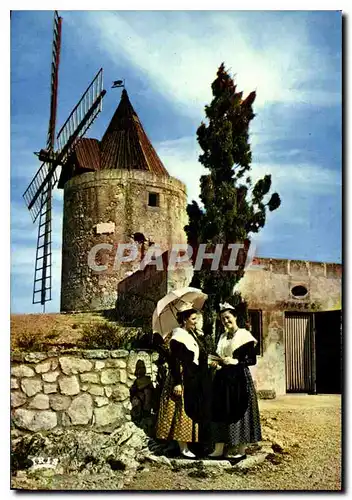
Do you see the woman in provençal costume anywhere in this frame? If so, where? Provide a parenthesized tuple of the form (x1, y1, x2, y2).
(208, 302, 262, 461)
(155, 302, 212, 458)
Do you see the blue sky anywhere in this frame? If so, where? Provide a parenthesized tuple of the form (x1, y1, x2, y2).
(10, 10, 342, 314)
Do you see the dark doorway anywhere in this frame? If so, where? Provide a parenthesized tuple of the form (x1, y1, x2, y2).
(314, 310, 342, 394)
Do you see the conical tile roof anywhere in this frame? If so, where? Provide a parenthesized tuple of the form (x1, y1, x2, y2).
(100, 89, 168, 176)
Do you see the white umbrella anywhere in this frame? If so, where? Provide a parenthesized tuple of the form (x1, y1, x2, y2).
(152, 287, 208, 338)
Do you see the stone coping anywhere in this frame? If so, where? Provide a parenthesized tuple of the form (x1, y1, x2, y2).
(11, 349, 159, 363)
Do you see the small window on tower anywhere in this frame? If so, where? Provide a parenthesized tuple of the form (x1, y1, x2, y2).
(148, 192, 160, 207)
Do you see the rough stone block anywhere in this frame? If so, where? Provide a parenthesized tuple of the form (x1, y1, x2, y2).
(80, 372, 100, 384)
(21, 378, 42, 397)
(11, 352, 25, 363)
(24, 353, 48, 363)
(11, 391, 27, 408)
(88, 384, 104, 396)
(123, 399, 132, 410)
(101, 368, 121, 385)
(49, 394, 71, 411)
(35, 360, 52, 374)
(95, 361, 105, 370)
(51, 359, 59, 371)
(82, 350, 110, 360)
(105, 359, 127, 369)
(58, 375, 80, 395)
(11, 365, 35, 378)
(67, 393, 93, 425)
(59, 357, 93, 375)
(42, 371, 60, 383)
(104, 387, 113, 398)
(61, 413, 71, 427)
(12, 409, 57, 432)
(111, 384, 129, 402)
(28, 394, 50, 410)
(236, 453, 269, 469)
(94, 396, 109, 407)
(119, 370, 127, 384)
(110, 350, 129, 359)
(11, 378, 19, 390)
(94, 402, 125, 427)
(44, 383, 58, 394)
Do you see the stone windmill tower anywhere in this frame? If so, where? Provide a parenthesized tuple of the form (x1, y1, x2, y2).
(59, 89, 188, 312)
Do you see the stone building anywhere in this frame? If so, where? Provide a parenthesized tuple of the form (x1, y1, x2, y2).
(118, 255, 342, 396)
(239, 257, 342, 396)
(59, 90, 188, 312)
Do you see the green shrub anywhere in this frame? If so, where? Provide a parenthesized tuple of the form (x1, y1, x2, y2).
(15, 331, 44, 352)
(78, 321, 144, 350)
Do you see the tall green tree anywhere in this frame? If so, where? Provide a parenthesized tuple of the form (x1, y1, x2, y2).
(185, 63, 281, 336)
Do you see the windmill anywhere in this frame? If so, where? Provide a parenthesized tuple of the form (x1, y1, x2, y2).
(22, 11, 106, 311)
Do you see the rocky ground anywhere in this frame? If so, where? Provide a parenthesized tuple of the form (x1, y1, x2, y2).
(11, 394, 342, 492)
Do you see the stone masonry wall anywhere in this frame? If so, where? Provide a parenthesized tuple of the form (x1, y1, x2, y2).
(61, 169, 188, 312)
(117, 251, 194, 321)
(11, 349, 158, 433)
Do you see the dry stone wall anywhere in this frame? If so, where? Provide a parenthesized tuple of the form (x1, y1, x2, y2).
(11, 349, 158, 433)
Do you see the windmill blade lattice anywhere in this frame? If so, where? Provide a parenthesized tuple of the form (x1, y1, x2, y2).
(22, 11, 106, 308)
(23, 162, 57, 222)
(23, 67, 106, 221)
(33, 183, 54, 305)
(56, 67, 104, 159)
(31, 10, 61, 307)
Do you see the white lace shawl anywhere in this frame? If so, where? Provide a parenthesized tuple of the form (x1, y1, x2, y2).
(216, 328, 257, 359)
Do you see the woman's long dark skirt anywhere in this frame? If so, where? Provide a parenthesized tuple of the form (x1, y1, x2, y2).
(211, 367, 262, 446)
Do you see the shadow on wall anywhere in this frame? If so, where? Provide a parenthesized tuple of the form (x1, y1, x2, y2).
(130, 360, 155, 436)
(129, 333, 171, 438)
(130, 359, 167, 438)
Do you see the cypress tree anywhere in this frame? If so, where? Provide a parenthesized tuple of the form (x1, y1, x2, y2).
(185, 63, 281, 337)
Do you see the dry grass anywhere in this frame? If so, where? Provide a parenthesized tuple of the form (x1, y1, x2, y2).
(10, 312, 129, 351)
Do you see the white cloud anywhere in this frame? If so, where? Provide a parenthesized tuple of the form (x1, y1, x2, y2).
(250, 162, 341, 195)
(156, 136, 205, 204)
(74, 11, 340, 119)
(156, 135, 341, 257)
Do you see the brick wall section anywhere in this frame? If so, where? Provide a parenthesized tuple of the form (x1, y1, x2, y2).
(61, 169, 188, 312)
(11, 349, 158, 433)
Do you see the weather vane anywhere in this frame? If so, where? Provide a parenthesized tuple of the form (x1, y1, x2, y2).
(112, 79, 125, 89)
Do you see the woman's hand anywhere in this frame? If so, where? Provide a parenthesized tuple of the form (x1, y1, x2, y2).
(173, 384, 183, 396)
(222, 357, 239, 366)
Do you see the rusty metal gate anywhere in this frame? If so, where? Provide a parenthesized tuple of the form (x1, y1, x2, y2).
(284, 312, 315, 392)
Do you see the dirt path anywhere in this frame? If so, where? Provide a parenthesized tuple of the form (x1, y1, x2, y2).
(125, 395, 342, 491)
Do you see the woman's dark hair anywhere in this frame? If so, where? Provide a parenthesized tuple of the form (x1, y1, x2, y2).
(176, 308, 197, 326)
(219, 308, 237, 318)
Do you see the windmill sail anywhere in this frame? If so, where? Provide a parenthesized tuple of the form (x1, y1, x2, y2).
(32, 10, 62, 306)
(23, 67, 106, 220)
(33, 186, 53, 305)
(22, 10, 106, 308)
